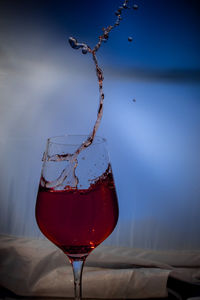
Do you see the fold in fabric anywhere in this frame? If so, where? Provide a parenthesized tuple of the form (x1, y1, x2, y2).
(0, 235, 199, 299)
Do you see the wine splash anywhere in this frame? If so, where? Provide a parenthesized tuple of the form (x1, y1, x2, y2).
(41, 0, 138, 189)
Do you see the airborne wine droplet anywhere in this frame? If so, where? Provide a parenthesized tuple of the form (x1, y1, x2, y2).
(133, 4, 139, 9)
(82, 47, 88, 54)
(68, 37, 79, 49)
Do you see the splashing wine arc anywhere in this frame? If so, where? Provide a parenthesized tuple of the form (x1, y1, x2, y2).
(42, 0, 138, 189)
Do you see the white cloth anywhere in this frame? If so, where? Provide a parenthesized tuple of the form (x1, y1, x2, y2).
(0, 235, 200, 299)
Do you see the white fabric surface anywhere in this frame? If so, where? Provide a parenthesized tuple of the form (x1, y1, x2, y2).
(0, 235, 200, 299)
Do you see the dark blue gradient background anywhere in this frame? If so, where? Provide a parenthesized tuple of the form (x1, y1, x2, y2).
(0, 0, 200, 249)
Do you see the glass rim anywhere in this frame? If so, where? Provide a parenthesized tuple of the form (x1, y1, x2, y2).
(47, 134, 107, 146)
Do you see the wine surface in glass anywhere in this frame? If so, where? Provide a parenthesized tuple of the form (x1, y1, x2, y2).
(36, 167, 118, 259)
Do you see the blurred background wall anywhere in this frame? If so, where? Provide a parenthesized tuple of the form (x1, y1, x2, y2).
(0, 0, 200, 250)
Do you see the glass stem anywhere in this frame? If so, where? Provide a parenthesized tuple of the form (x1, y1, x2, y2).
(71, 259, 85, 300)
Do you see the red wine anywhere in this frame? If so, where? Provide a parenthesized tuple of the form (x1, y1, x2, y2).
(36, 168, 118, 259)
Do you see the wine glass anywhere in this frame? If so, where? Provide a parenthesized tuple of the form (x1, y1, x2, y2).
(35, 135, 119, 299)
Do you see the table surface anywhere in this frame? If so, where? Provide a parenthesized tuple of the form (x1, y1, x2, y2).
(1, 277, 200, 300)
